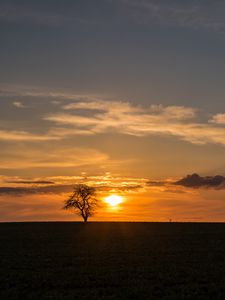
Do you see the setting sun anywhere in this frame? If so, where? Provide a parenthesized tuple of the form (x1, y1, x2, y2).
(105, 195, 123, 207)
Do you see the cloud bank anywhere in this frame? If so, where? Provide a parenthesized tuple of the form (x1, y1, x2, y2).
(0, 174, 146, 196)
(2, 172, 225, 198)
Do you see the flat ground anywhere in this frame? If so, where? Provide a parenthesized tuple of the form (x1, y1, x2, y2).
(1, 222, 225, 299)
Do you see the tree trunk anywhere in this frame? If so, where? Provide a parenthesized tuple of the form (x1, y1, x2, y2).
(81, 211, 88, 223)
(83, 215, 88, 223)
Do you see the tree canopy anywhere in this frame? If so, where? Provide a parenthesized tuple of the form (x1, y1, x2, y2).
(63, 184, 99, 222)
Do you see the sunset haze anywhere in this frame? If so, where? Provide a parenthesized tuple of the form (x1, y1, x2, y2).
(1, 0, 225, 222)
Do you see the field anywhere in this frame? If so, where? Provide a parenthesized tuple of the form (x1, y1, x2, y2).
(1, 222, 225, 299)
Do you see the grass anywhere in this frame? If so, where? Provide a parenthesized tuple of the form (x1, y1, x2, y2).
(1, 222, 225, 299)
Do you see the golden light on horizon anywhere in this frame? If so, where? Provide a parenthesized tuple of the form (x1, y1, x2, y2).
(104, 195, 123, 207)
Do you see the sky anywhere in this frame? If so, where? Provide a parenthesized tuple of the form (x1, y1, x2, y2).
(1, 0, 225, 221)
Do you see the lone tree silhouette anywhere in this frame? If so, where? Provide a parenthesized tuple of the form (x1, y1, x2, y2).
(63, 184, 99, 223)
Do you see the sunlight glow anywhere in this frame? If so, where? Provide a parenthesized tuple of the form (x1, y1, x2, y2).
(105, 195, 123, 207)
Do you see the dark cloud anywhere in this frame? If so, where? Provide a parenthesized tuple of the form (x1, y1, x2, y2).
(0, 185, 74, 196)
(174, 174, 225, 189)
(6, 180, 55, 185)
(0, 187, 31, 195)
(146, 174, 225, 190)
(0, 183, 142, 196)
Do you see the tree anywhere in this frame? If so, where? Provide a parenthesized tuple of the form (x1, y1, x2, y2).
(63, 184, 99, 223)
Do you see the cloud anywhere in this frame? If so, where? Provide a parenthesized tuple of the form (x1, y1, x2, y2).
(2, 172, 225, 222)
(118, 0, 225, 35)
(146, 173, 225, 191)
(174, 173, 225, 189)
(0, 187, 31, 195)
(146, 180, 167, 187)
(3, 84, 225, 146)
(146, 178, 188, 194)
(13, 101, 25, 108)
(2, 172, 225, 223)
(63, 101, 196, 120)
(0, 174, 146, 196)
(5, 180, 55, 185)
(0, 84, 103, 104)
(46, 101, 198, 138)
(0, 130, 59, 141)
(45, 99, 225, 146)
(209, 114, 225, 125)
(0, 185, 73, 196)
(48, 126, 96, 138)
(1, 1, 225, 36)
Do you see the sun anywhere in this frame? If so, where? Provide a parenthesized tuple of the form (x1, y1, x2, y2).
(105, 195, 123, 207)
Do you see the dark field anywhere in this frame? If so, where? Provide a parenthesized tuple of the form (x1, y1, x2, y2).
(1, 223, 225, 299)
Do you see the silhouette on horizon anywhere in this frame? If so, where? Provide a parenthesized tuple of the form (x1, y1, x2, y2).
(63, 184, 99, 223)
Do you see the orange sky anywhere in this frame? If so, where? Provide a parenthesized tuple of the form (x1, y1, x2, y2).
(1, 173, 225, 222)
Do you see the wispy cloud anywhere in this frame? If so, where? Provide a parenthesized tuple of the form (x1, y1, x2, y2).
(118, 0, 225, 35)
(0, 173, 147, 196)
(209, 114, 225, 125)
(13, 101, 25, 108)
(46, 101, 197, 136)
(3, 172, 225, 198)
(2, 85, 225, 146)
(45, 99, 225, 146)
(0, 83, 102, 101)
(0, 130, 58, 141)
(1, 1, 223, 35)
